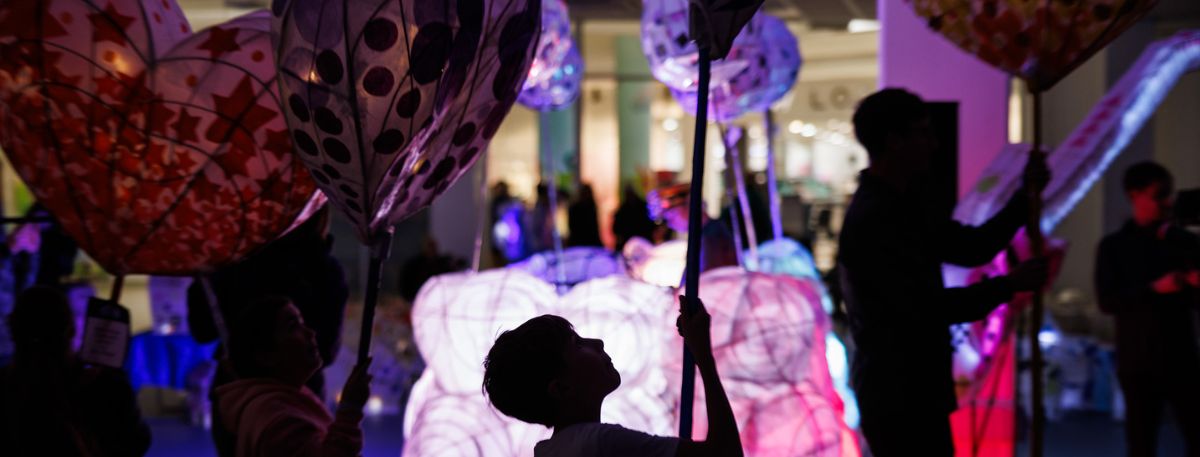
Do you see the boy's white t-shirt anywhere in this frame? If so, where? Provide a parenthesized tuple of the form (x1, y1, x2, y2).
(534, 423, 679, 457)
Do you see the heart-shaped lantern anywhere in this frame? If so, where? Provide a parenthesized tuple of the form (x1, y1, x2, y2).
(272, 0, 541, 244)
(406, 270, 676, 456)
(908, 0, 1158, 92)
(0, 2, 320, 275)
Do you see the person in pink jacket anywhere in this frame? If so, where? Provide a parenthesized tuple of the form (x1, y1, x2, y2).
(217, 296, 371, 457)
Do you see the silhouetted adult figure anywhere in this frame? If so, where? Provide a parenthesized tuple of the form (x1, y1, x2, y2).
(399, 237, 467, 303)
(0, 286, 150, 456)
(612, 185, 656, 252)
(568, 184, 604, 248)
(1096, 162, 1200, 457)
(527, 184, 557, 257)
(837, 88, 1048, 456)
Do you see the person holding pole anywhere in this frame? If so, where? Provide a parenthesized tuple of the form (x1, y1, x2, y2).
(837, 88, 1049, 455)
(482, 297, 742, 457)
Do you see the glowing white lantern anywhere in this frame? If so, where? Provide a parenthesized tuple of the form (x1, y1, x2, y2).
(411, 270, 554, 394)
(405, 271, 677, 456)
(623, 238, 688, 288)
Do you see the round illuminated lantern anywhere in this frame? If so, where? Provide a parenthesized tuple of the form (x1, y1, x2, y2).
(517, 0, 582, 111)
(665, 14, 800, 121)
(697, 267, 819, 384)
(405, 271, 677, 457)
(411, 270, 553, 394)
(518, 44, 583, 111)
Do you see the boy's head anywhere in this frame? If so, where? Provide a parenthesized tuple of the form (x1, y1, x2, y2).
(229, 296, 322, 385)
(1124, 161, 1174, 225)
(483, 315, 620, 427)
(853, 88, 936, 178)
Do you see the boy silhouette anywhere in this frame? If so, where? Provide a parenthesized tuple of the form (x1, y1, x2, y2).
(483, 298, 742, 457)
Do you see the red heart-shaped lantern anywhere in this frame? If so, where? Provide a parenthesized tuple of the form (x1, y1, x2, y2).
(908, 0, 1158, 91)
(0, 1, 320, 275)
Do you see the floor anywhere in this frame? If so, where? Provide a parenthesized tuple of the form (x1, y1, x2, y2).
(1013, 412, 1185, 457)
(147, 415, 406, 457)
(149, 411, 1188, 457)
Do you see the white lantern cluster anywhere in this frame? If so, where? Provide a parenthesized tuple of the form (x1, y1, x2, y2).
(404, 236, 856, 456)
(404, 270, 676, 456)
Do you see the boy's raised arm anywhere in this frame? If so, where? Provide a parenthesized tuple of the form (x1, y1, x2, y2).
(674, 297, 744, 457)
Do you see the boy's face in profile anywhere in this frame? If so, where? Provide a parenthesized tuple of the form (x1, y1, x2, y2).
(554, 330, 621, 405)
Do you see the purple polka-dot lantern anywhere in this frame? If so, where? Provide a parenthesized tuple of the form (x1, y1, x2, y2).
(641, 0, 800, 122)
(272, 0, 542, 244)
(517, 0, 581, 111)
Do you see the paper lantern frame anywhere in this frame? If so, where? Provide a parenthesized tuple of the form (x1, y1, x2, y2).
(0, 2, 321, 275)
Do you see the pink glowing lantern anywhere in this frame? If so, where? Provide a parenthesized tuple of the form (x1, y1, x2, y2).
(0, 3, 321, 275)
(272, 0, 541, 243)
(696, 268, 819, 384)
(405, 270, 676, 456)
(669, 267, 850, 456)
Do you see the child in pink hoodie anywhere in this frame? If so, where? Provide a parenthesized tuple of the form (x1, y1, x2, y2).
(217, 296, 371, 457)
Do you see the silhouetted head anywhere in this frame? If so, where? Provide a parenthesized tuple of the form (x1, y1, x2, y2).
(483, 315, 620, 427)
(8, 286, 74, 362)
(578, 184, 594, 201)
(229, 296, 321, 386)
(1124, 161, 1174, 226)
(622, 185, 640, 202)
(853, 88, 936, 181)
